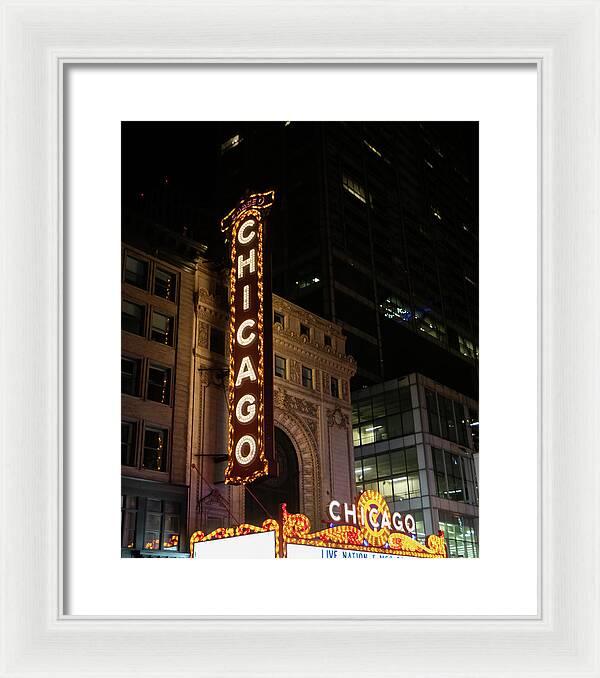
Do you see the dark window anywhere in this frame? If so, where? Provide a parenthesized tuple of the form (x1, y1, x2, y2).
(274, 311, 285, 327)
(124, 255, 148, 289)
(209, 327, 225, 355)
(143, 427, 168, 471)
(300, 323, 310, 338)
(121, 357, 141, 396)
(302, 366, 313, 389)
(331, 376, 340, 398)
(150, 311, 174, 346)
(147, 365, 172, 405)
(324, 334, 332, 347)
(121, 421, 136, 466)
(154, 268, 176, 301)
(122, 300, 145, 336)
(275, 355, 286, 379)
(432, 447, 477, 506)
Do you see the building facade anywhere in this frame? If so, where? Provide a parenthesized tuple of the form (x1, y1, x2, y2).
(352, 373, 479, 557)
(188, 262, 357, 535)
(121, 242, 198, 557)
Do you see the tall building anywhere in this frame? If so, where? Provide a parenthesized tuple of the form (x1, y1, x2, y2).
(214, 122, 478, 397)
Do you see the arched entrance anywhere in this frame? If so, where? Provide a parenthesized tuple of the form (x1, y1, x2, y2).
(245, 427, 300, 525)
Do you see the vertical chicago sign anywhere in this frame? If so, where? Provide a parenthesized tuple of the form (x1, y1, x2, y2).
(221, 191, 276, 484)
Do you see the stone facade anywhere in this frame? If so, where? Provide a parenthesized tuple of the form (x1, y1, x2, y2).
(189, 262, 356, 533)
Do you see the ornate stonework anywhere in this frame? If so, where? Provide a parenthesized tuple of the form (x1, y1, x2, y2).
(327, 407, 349, 429)
(274, 407, 321, 525)
(273, 387, 318, 419)
(197, 321, 209, 348)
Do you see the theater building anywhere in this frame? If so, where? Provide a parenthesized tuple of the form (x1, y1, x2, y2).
(352, 373, 479, 557)
(189, 262, 357, 535)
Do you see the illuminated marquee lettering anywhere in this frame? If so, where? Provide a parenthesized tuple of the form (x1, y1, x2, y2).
(221, 191, 276, 484)
(327, 492, 416, 537)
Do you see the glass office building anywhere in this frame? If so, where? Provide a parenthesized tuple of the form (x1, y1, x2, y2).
(352, 373, 479, 557)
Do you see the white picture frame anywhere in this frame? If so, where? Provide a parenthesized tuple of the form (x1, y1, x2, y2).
(1, 1, 598, 676)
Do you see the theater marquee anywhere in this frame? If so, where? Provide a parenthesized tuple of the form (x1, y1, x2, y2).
(221, 191, 276, 485)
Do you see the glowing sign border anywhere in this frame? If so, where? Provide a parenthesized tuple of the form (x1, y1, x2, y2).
(221, 191, 275, 485)
(190, 490, 447, 559)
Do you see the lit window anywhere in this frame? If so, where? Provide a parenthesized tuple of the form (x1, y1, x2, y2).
(295, 276, 320, 289)
(220, 134, 242, 154)
(121, 357, 141, 396)
(417, 315, 446, 343)
(143, 427, 168, 471)
(122, 300, 145, 336)
(147, 365, 172, 405)
(143, 499, 181, 552)
(432, 207, 442, 220)
(151, 311, 174, 346)
(154, 268, 177, 301)
(342, 174, 367, 204)
(363, 139, 382, 158)
(121, 495, 138, 549)
(275, 355, 286, 379)
(459, 336, 478, 359)
(302, 366, 313, 389)
(124, 255, 148, 289)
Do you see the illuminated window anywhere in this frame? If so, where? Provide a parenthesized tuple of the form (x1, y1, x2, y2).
(431, 206, 442, 221)
(143, 427, 168, 471)
(220, 134, 242, 154)
(154, 268, 177, 301)
(122, 300, 145, 336)
(273, 311, 285, 327)
(121, 356, 141, 396)
(417, 315, 446, 343)
(124, 254, 148, 289)
(295, 276, 320, 289)
(331, 376, 340, 398)
(274, 355, 286, 379)
(147, 365, 171, 405)
(121, 495, 138, 549)
(121, 421, 137, 466)
(459, 336, 478, 359)
(342, 174, 367, 204)
(143, 499, 181, 552)
(150, 311, 174, 346)
(354, 446, 422, 506)
(302, 366, 313, 389)
(300, 323, 310, 338)
(209, 327, 225, 355)
(352, 384, 414, 446)
(438, 510, 478, 558)
(363, 139, 382, 158)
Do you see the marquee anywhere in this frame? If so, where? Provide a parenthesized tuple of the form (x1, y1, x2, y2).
(190, 490, 447, 559)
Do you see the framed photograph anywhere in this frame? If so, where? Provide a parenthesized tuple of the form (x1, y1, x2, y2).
(1, 1, 599, 676)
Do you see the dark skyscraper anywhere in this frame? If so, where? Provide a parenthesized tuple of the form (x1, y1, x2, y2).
(123, 121, 478, 397)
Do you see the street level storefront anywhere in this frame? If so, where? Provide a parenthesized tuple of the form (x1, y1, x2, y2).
(190, 490, 447, 559)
